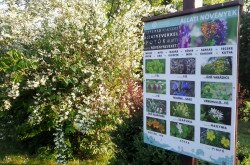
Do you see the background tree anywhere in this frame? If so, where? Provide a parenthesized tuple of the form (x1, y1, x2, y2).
(239, 0, 250, 92)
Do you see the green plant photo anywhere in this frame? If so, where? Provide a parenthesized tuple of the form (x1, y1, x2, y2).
(200, 128, 230, 150)
(146, 79, 166, 94)
(146, 117, 166, 134)
(201, 104, 231, 125)
(170, 101, 195, 120)
(170, 122, 194, 141)
(201, 56, 232, 75)
(145, 59, 166, 74)
(146, 98, 166, 115)
(201, 82, 232, 100)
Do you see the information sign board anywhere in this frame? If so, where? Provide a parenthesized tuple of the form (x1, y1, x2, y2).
(143, 3, 241, 164)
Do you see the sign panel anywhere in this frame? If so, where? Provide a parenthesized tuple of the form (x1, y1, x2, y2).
(143, 5, 240, 165)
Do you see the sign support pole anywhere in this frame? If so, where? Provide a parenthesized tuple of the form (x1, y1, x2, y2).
(183, 0, 195, 10)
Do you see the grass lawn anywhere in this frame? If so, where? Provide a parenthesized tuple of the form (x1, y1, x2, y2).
(0, 153, 109, 165)
(0, 121, 249, 164)
(238, 121, 250, 153)
(0, 139, 110, 165)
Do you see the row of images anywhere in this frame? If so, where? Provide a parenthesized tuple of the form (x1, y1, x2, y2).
(146, 99, 231, 125)
(146, 80, 232, 101)
(145, 57, 232, 75)
(146, 117, 231, 150)
(144, 18, 237, 49)
(178, 18, 237, 48)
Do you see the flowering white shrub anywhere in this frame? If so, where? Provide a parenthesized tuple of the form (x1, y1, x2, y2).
(0, 0, 174, 163)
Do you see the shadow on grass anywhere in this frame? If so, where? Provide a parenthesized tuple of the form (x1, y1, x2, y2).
(0, 139, 25, 158)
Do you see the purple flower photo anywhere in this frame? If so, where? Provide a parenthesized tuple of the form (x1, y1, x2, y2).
(201, 19, 227, 46)
(170, 80, 195, 97)
(178, 24, 191, 48)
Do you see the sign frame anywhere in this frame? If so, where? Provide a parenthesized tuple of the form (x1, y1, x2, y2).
(142, 1, 243, 164)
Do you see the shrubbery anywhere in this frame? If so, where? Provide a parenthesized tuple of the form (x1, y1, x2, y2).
(0, 0, 175, 163)
(240, 1, 250, 91)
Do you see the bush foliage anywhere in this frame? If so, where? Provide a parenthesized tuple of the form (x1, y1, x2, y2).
(240, 1, 250, 91)
(0, 0, 176, 163)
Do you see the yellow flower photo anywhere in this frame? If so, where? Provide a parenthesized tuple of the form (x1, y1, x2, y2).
(221, 136, 230, 148)
(206, 130, 216, 141)
(201, 128, 230, 150)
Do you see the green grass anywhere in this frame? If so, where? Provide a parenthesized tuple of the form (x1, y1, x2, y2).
(237, 121, 250, 165)
(0, 153, 110, 165)
(238, 121, 250, 153)
(0, 139, 111, 165)
(0, 122, 249, 165)
(0, 156, 109, 165)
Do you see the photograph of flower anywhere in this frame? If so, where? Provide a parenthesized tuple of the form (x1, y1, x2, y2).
(178, 24, 192, 48)
(201, 56, 232, 75)
(170, 58, 196, 74)
(170, 80, 195, 97)
(178, 17, 237, 48)
(170, 101, 195, 120)
(146, 79, 166, 94)
(200, 104, 231, 125)
(170, 122, 194, 141)
(146, 117, 166, 134)
(146, 98, 166, 115)
(199, 19, 228, 46)
(145, 59, 165, 74)
(201, 82, 232, 100)
(200, 128, 230, 150)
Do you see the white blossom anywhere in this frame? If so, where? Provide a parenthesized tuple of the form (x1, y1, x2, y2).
(7, 83, 20, 99)
(27, 80, 40, 89)
(209, 108, 223, 120)
(3, 100, 11, 110)
(176, 123, 183, 134)
(0, 0, 175, 163)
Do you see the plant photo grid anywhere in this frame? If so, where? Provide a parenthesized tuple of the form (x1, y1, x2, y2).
(200, 104, 231, 125)
(170, 101, 195, 120)
(146, 79, 166, 94)
(170, 80, 195, 97)
(145, 59, 166, 74)
(146, 117, 166, 134)
(201, 82, 232, 100)
(178, 16, 238, 48)
(170, 121, 194, 141)
(200, 127, 231, 150)
(146, 98, 166, 115)
(170, 58, 196, 74)
(201, 56, 232, 75)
